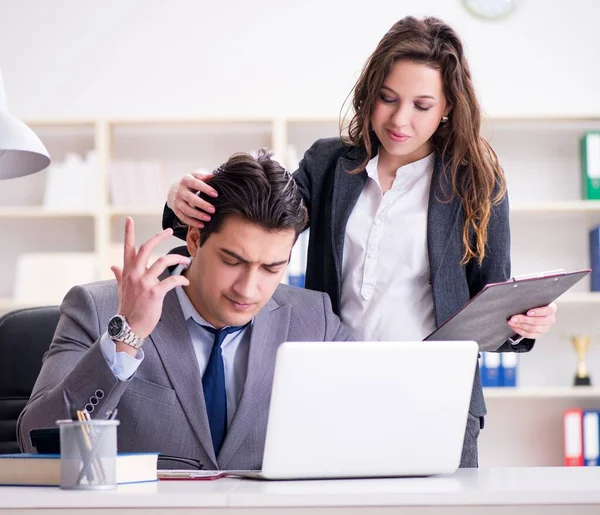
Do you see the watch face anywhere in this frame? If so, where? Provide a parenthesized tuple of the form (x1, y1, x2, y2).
(108, 316, 124, 338)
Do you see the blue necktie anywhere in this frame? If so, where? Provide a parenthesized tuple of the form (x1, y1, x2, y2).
(200, 324, 247, 456)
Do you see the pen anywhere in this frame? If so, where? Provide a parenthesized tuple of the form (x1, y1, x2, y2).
(105, 408, 118, 421)
(63, 391, 96, 484)
(76, 410, 106, 484)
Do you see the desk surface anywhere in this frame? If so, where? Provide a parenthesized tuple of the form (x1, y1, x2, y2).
(1, 467, 599, 514)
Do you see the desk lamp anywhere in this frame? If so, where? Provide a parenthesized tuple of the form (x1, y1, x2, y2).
(0, 68, 51, 180)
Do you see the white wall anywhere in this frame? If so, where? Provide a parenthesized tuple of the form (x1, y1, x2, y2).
(0, 0, 599, 120)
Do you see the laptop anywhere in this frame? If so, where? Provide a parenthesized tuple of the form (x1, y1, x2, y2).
(228, 340, 478, 480)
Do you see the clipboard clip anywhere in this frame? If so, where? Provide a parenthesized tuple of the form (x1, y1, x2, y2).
(511, 269, 564, 282)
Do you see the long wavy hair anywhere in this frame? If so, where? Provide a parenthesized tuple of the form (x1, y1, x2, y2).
(342, 16, 506, 264)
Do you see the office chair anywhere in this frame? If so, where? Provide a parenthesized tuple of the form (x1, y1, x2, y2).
(0, 306, 60, 454)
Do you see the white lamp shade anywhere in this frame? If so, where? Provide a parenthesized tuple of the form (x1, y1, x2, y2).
(0, 69, 51, 180)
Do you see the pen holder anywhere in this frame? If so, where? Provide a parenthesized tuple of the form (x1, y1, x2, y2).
(57, 419, 119, 490)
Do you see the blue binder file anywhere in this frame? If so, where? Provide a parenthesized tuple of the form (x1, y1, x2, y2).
(287, 230, 308, 288)
(499, 353, 518, 387)
(583, 410, 600, 466)
(481, 352, 501, 387)
(590, 226, 600, 292)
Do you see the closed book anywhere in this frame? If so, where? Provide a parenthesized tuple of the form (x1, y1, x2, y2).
(590, 226, 600, 292)
(564, 409, 584, 467)
(0, 453, 158, 486)
(583, 410, 600, 467)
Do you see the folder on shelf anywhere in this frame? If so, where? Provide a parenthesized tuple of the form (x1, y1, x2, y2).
(481, 352, 501, 387)
(590, 226, 600, 292)
(564, 408, 584, 467)
(287, 230, 309, 288)
(581, 132, 600, 200)
(14, 252, 97, 304)
(583, 410, 600, 467)
(499, 352, 518, 387)
(424, 269, 590, 351)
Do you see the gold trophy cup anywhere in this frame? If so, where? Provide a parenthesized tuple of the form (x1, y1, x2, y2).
(571, 335, 592, 386)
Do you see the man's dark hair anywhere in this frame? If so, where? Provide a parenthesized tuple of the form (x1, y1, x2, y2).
(197, 149, 307, 246)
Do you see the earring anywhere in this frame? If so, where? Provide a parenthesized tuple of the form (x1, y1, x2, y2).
(441, 116, 449, 124)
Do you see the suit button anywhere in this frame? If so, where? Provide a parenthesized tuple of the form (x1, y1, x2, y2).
(84, 403, 94, 413)
(95, 389, 105, 399)
(90, 396, 99, 405)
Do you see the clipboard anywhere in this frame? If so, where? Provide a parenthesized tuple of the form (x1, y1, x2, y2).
(423, 268, 590, 351)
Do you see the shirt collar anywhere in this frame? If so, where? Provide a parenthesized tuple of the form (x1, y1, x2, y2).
(172, 260, 214, 328)
(365, 151, 435, 188)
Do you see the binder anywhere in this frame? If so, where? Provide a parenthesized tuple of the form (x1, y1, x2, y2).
(424, 269, 590, 351)
(499, 353, 518, 387)
(581, 132, 600, 200)
(590, 227, 600, 292)
(583, 410, 600, 467)
(564, 409, 584, 467)
(288, 230, 309, 288)
(481, 352, 501, 387)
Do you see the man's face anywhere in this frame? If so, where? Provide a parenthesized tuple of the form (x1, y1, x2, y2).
(185, 214, 295, 328)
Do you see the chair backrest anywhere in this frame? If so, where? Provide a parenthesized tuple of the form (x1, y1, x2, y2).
(0, 306, 60, 454)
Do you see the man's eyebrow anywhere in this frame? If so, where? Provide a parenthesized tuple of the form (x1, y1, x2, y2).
(220, 248, 288, 267)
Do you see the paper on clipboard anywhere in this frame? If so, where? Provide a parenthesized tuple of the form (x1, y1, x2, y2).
(424, 268, 590, 351)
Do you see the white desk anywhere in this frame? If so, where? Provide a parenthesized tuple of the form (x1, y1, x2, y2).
(1, 467, 599, 514)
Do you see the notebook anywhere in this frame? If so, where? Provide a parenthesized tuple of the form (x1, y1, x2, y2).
(0, 453, 158, 486)
(227, 340, 478, 480)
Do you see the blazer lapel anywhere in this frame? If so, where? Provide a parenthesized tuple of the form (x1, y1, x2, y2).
(149, 284, 218, 468)
(331, 148, 368, 285)
(427, 153, 462, 317)
(217, 297, 291, 469)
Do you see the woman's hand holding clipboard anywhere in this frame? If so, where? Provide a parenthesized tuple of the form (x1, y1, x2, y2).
(424, 269, 590, 351)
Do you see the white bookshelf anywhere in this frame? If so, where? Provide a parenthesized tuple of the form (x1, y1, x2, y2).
(557, 292, 600, 304)
(511, 201, 600, 213)
(1, 115, 599, 467)
(0, 207, 96, 219)
(484, 387, 600, 399)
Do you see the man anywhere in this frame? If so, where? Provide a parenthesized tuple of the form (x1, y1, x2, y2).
(18, 150, 350, 471)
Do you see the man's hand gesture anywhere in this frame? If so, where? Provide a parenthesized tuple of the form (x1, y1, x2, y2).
(111, 217, 191, 339)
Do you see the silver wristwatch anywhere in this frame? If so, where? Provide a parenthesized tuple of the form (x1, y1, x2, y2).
(107, 314, 145, 349)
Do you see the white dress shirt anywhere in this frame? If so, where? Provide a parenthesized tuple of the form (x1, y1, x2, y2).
(100, 261, 251, 428)
(340, 152, 437, 342)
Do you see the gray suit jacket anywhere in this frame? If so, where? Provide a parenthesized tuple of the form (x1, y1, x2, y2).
(17, 280, 350, 470)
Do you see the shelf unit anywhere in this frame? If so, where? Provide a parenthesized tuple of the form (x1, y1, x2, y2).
(1, 115, 599, 466)
(483, 387, 600, 399)
(1, 114, 599, 305)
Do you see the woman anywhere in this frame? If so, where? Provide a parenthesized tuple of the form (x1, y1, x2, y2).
(162, 16, 557, 467)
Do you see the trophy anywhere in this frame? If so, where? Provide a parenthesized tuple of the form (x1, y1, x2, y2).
(571, 335, 592, 386)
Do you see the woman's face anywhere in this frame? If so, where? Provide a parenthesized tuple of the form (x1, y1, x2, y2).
(370, 59, 449, 167)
